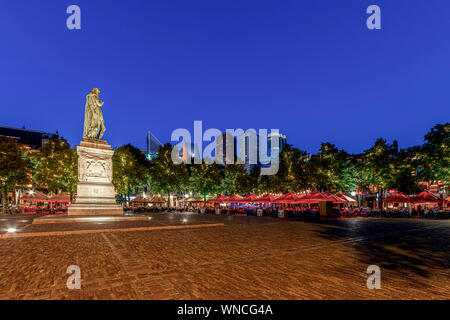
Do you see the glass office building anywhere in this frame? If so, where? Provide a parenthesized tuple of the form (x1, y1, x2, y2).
(145, 130, 162, 161)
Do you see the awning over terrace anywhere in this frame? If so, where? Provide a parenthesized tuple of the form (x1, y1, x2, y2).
(297, 191, 335, 204)
(19, 191, 49, 202)
(48, 193, 72, 203)
(274, 192, 304, 204)
(411, 191, 442, 204)
(208, 191, 359, 205)
(255, 194, 277, 203)
(240, 194, 258, 203)
(383, 193, 411, 203)
(209, 195, 228, 203)
(224, 194, 244, 203)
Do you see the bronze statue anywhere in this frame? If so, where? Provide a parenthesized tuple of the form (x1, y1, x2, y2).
(83, 88, 106, 140)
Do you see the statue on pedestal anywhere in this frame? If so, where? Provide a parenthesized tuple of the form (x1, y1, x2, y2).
(83, 88, 106, 140)
(68, 88, 123, 216)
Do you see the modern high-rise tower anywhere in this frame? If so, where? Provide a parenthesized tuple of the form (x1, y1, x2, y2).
(267, 132, 286, 158)
(146, 130, 162, 161)
(147, 130, 162, 153)
(215, 133, 236, 165)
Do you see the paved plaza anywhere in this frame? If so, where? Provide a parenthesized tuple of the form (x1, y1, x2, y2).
(0, 213, 449, 299)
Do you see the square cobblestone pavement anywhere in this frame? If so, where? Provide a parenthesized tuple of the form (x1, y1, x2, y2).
(0, 213, 448, 299)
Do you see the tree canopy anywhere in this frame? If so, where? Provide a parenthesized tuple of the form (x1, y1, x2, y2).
(0, 137, 32, 206)
(1, 123, 447, 207)
(112, 144, 150, 198)
(188, 161, 222, 205)
(148, 143, 189, 206)
(31, 137, 77, 196)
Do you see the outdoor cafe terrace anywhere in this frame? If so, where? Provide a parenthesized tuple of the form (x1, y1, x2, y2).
(2, 189, 449, 219)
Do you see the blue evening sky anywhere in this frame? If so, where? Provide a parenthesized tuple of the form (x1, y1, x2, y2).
(0, 1, 449, 153)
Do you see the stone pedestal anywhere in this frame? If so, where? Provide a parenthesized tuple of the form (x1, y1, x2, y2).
(68, 139, 123, 216)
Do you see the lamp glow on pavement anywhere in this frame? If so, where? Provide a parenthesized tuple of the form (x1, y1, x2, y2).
(84, 217, 115, 221)
(6, 228, 17, 233)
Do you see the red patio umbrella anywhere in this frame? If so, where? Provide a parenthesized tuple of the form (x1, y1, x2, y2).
(240, 193, 258, 203)
(383, 193, 411, 203)
(325, 192, 346, 204)
(336, 192, 357, 203)
(48, 193, 72, 204)
(274, 192, 304, 204)
(411, 191, 442, 204)
(224, 194, 244, 203)
(19, 191, 49, 202)
(209, 195, 228, 203)
(255, 194, 277, 203)
(130, 194, 151, 207)
(298, 192, 335, 204)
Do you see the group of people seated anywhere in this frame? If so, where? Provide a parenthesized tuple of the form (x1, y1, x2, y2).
(2, 204, 68, 215)
(380, 208, 450, 219)
(126, 206, 168, 213)
(193, 206, 324, 218)
(80, 204, 450, 220)
(189, 205, 450, 219)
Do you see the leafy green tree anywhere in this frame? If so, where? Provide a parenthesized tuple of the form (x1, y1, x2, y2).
(360, 138, 396, 208)
(112, 144, 150, 200)
(248, 165, 270, 195)
(0, 137, 32, 207)
(148, 143, 189, 207)
(389, 147, 421, 195)
(31, 138, 77, 199)
(308, 143, 356, 192)
(220, 163, 251, 195)
(332, 160, 358, 193)
(418, 123, 449, 183)
(287, 147, 311, 192)
(267, 144, 311, 193)
(267, 157, 289, 194)
(391, 168, 421, 195)
(354, 160, 375, 193)
(188, 161, 222, 205)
